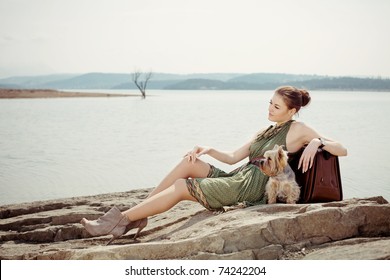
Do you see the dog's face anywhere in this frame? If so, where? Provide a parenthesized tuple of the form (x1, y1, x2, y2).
(259, 144, 288, 177)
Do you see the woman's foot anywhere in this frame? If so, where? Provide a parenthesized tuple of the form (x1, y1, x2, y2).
(125, 217, 148, 240)
(80, 206, 148, 245)
(80, 206, 131, 245)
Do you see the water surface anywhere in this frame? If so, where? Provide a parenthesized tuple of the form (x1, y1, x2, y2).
(0, 90, 389, 205)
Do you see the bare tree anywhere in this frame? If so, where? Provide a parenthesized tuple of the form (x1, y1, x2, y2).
(132, 70, 153, 99)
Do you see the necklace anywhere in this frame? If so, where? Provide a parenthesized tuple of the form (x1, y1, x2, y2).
(256, 120, 294, 140)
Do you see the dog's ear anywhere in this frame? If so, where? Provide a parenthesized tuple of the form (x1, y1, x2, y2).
(273, 144, 279, 150)
(278, 145, 285, 160)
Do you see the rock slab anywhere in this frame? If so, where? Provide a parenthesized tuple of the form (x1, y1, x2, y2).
(0, 189, 389, 260)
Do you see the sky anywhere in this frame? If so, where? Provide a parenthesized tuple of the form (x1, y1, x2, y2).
(0, 0, 389, 78)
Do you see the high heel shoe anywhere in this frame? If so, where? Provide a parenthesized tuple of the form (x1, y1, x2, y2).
(80, 206, 131, 245)
(124, 217, 148, 240)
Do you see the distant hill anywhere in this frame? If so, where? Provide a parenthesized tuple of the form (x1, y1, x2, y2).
(0, 74, 78, 89)
(42, 73, 131, 89)
(166, 79, 227, 90)
(228, 73, 323, 84)
(286, 77, 390, 91)
(0, 72, 242, 90)
(112, 80, 182, 90)
(165, 75, 390, 91)
(0, 72, 389, 91)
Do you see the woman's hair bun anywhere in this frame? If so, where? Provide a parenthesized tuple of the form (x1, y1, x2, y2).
(299, 89, 311, 107)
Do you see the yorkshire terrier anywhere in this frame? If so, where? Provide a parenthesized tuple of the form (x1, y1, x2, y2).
(259, 144, 301, 204)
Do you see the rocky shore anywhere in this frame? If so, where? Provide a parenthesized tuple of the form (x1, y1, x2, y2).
(0, 88, 136, 98)
(0, 189, 389, 260)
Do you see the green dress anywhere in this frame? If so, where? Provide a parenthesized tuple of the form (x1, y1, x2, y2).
(186, 120, 294, 211)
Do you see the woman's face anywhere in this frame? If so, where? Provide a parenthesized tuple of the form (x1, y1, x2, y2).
(268, 93, 295, 123)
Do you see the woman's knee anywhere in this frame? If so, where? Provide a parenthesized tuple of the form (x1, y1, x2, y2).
(178, 157, 210, 178)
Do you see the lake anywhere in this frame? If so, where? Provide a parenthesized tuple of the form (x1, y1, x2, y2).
(0, 90, 389, 205)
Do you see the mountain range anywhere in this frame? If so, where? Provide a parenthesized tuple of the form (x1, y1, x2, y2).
(0, 72, 389, 91)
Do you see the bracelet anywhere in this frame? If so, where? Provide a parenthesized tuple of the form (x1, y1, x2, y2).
(318, 137, 326, 149)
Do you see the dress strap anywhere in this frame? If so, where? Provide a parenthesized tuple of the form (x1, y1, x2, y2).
(256, 120, 294, 141)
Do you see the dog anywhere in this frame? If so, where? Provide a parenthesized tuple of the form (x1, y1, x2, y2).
(259, 144, 301, 204)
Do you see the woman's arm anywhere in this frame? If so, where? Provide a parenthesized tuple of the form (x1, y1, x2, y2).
(293, 122, 348, 172)
(186, 141, 251, 165)
(208, 141, 252, 165)
(311, 137, 347, 156)
(186, 129, 264, 165)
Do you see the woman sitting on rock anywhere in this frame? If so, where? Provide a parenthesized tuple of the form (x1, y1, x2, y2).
(80, 86, 348, 244)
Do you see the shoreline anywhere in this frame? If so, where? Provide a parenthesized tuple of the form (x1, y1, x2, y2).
(0, 88, 139, 99)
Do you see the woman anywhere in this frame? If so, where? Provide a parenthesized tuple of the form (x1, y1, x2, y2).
(81, 86, 348, 244)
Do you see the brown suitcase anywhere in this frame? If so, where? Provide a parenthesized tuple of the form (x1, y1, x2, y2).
(288, 147, 343, 203)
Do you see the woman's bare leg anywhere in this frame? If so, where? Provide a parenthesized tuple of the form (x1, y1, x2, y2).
(147, 157, 210, 198)
(123, 179, 197, 221)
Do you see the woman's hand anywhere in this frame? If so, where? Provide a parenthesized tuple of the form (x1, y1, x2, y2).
(184, 145, 211, 163)
(298, 138, 321, 173)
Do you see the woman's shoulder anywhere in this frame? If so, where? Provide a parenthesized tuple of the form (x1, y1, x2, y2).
(290, 121, 318, 138)
(291, 120, 309, 131)
(290, 121, 320, 141)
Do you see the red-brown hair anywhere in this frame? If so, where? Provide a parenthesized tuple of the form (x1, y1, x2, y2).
(275, 86, 311, 113)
